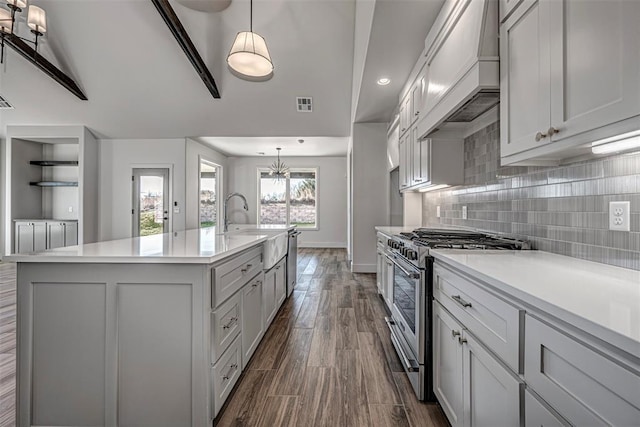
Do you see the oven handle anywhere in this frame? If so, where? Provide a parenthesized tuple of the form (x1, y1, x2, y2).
(385, 317, 419, 372)
(387, 254, 420, 279)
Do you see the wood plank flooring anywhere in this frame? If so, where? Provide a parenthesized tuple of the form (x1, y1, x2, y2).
(216, 248, 448, 427)
(0, 249, 448, 427)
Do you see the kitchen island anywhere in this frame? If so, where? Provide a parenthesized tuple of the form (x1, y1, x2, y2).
(7, 227, 289, 427)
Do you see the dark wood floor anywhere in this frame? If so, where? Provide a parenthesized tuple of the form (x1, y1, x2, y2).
(0, 249, 448, 427)
(216, 248, 448, 427)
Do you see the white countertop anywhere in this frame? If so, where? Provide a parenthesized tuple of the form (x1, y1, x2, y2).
(226, 224, 296, 232)
(6, 227, 272, 264)
(431, 249, 640, 357)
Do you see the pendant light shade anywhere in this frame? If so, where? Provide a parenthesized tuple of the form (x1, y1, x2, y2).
(0, 8, 12, 33)
(27, 5, 47, 34)
(5, 0, 26, 9)
(227, 31, 273, 77)
(227, 0, 273, 78)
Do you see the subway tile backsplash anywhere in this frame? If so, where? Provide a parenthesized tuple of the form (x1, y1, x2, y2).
(422, 121, 640, 270)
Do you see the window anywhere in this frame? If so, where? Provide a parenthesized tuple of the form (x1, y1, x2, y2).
(258, 169, 317, 228)
(199, 160, 219, 228)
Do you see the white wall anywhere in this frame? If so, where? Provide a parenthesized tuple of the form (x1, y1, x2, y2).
(185, 139, 228, 230)
(351, 122, 388, 272)
(227, 156, 348, 248)
(99, 139, 186, 241)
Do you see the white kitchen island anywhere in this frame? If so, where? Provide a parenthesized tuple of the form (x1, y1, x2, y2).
(8, 227, 287, 427)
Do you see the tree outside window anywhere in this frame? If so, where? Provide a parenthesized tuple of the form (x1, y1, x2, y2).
(259, 169, 317, 228)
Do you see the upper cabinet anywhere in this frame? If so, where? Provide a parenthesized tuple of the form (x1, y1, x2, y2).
(500, 0, 640, 165)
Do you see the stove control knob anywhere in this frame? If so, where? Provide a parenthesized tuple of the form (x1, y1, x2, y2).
(407, 250, 418, 260)
(400, 247, 407, 256)
(387, 239, 393, 248)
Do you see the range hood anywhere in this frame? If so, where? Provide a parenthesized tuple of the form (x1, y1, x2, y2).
(417, 0, 499, 138)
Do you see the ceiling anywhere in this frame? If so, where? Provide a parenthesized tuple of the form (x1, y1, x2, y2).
(0, 0, 445, 156)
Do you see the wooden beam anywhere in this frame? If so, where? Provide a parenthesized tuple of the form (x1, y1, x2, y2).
(3, 34, 88, 100)
(150, 0, 221, 99)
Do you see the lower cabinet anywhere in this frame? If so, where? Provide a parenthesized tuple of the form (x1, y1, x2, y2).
(433, 301, 522, 427)
(274, 259, 286, 308)
(241, 274, 264, 368)
(212, 334, 242, 416)
(263, 258, 286, 326)
(525, 390, 568, 427)
(14, 220, 78, 253)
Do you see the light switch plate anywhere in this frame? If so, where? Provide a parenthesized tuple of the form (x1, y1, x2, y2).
(609, 201, 630, 231)
(68, 206, 73, 213)
(462, 206, 468, 220)
(436, 206, 441, 218)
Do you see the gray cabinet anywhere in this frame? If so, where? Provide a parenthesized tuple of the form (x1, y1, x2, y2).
(241, 274, 264, 368)
(274, 259, 286, 308)
(14, 220, 76, 253)
(263, 266, 277, 326)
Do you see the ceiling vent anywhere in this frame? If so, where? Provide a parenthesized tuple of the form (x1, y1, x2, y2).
(296, 97, 313, 112)
(0, 95, 14, 109)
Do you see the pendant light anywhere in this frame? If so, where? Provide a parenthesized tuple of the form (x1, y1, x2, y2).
(268, 148, 289, 181)
(0, 0, 48, 63)
(227, 0, 273, 78)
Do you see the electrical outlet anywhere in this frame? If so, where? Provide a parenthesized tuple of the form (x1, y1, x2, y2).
(68, 206, 73, 213)
(609, 201, 630, 231)
(436, 206, 441, 218)
(462, 206, 468, 220)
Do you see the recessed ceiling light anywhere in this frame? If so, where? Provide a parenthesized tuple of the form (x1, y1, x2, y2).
(377, 77, 391, 86)
(298, 139, 304, 144)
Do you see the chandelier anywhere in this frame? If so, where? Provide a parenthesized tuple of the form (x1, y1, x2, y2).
(269, 148, 289, 181)
(0, 0, 47, 63)
(227, 0, 273, 79)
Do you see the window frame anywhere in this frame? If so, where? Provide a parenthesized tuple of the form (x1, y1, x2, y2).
(256, 167, 319, 230)
(198, 157, 222, 229)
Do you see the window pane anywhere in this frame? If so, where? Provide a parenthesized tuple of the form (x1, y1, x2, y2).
(290, 172, 316, 228)
(139, 176, 165, 236)
(260, 173, 287, 225)
(200, 162, 216, 228)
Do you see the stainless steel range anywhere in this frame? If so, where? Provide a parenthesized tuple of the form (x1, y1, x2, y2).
(384, 228, 529, 401)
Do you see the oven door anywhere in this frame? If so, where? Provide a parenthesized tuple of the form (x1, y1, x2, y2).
(389, 254, 425, 363)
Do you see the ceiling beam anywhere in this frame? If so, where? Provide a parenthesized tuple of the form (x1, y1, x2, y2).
(150, 0, 221, 99)
(3, 34, 88, 100)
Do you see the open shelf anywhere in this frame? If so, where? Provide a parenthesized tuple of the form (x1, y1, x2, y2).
(29, 181, 79, 187)
(30, 160, 79, 166)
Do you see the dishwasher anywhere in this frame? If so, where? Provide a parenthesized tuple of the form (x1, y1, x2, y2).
(287, 229, 301, 297)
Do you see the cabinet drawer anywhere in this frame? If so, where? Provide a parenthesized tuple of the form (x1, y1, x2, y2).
(211, 291, 242, 363)
(212, 245, 263, 308)
(525, 389, 569, 427)
(434, 264, 522, 373)
(212, 334, 242, 417)
(525, 315, 640, 426)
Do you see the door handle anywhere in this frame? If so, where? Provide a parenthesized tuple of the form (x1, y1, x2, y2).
(163, 217, 169, 221)
(452, 295, 472, 308)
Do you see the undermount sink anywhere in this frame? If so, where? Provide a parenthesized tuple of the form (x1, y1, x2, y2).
(226, 228, 288, 269)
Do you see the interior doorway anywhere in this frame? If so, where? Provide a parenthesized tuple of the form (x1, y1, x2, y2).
(132, 168, 169, 237)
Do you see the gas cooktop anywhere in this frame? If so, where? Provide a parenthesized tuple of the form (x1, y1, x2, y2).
(397, 228, 530, 250)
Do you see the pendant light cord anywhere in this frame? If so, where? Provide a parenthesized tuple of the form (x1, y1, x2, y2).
(250, 0, 253, 32)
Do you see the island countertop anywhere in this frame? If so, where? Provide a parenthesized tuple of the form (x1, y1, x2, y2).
(5, 227, 271, 264)
(430, 249, 640, 358)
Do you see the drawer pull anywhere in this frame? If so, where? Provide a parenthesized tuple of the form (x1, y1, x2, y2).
(252, 280, 261, 288)
(451, 330, 461, 337)
(222, 363, 238, 381)
(452, 295, 472, 308)
(222, 317, 238, 330)
(241, 264, 253, 273)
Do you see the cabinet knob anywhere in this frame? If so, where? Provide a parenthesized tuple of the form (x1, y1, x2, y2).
(547, 126, 559, 136)
(458, 336, 467, 345)
(535, 131, 548, 142)
(451, 330, 461, 337)
(241, 264, 253, 273)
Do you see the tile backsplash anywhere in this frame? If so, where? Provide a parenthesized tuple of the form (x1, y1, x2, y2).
(422, 121, 640, 270)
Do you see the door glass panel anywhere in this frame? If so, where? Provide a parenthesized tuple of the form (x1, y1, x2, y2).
(200, 161, 217, 228)
(139, 175, 165, 236)
(393, 265, 417, 333)
(289, 171, 316, 228)
(259, 171, 287, 225)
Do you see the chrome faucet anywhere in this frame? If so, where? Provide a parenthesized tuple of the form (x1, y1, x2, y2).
(224, 192, 249, 232)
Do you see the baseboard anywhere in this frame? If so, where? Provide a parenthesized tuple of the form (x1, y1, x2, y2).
(351, 263, 376, 273)
(298, 242, 347, 248)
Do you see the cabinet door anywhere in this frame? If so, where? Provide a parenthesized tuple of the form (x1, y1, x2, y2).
(376, 250, 383, 294)
(420, 138, 430, 183)
(405, 134, 413, 187)
(275, 260, 286, 308)
(399, 137, 409, 190)
(433, 302, 464, 427)
(47, 222, 66, 250)
(500, 0, 552, 157)
(33, 222, 47, 252)
(64, 222, 78, 246)
(399, 101, 408, 136)
(263, 268, 277, 326)
(463, 332, 521, 427)
(549, 0, 640, 143)
(242, 275, 264, 368)
(525, 390, 569, 427)
(411, 128, 424, 185)
(384, 258, 394, 309)
(15, 222, 34, 254)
